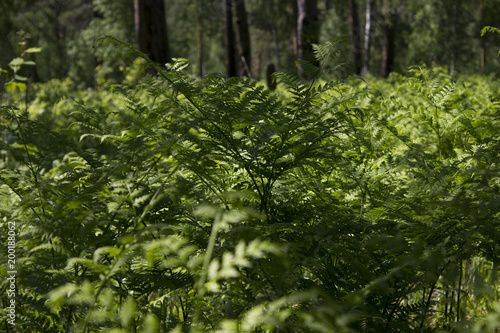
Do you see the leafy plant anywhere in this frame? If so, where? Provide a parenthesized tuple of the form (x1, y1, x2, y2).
(482, 26, 500, 57)
(1, 37, 500, 332)
(0, 31, 40, 95)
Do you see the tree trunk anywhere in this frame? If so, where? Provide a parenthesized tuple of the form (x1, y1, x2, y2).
(296, 0, 318, 78)
(272, 28, 281, 71)
(479, 2, 486, 72)
(296, 0, 306, 62)
(254, 45, 263, 80)
(233, 0, 251, 77)
(348, 0, 362, 75)
(381, 3, 395, 78)
(381, 23, 395, 78)
(305, 0, 319, 63)
(223, 0, 237, 77)
(196, 0, 205, 76)
(266, 63, 277, 91)
(361, 0, 373, 77)
(293, 0, 300, 59)
(450, 0, 458, 74)
(134, 0, 171, 65)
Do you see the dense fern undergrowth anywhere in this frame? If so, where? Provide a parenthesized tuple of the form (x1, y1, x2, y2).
(2, 38, 500, 332)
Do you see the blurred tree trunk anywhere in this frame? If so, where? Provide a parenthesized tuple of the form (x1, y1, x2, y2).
(293, 0, 300, 58)
(479, 2, 486, 72)
(233, 0, 251, 77)
(296, 0, 318, 79)
(361, 0, 373, 77)
(266, 63, 277, 91)
(348, 0, 362, 75)
(381, 23, 395, 78)
(223, 0, 237, 77)
(196, 0, 205, 76)
(272, 28, 280, 71)
(381, 2, 395, 78)
(449, 0, 458, 74)
(134, 0, 171, 65)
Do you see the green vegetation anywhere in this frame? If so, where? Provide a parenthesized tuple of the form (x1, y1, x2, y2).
(2, 0, 500, 86)
(1, 35, 500, 332)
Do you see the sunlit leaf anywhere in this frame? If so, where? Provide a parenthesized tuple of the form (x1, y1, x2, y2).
(5, 81, 26, 92)
(25, 47, 42, 53)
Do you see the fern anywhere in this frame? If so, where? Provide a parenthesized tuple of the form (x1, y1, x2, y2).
(2, 38, 500, 332)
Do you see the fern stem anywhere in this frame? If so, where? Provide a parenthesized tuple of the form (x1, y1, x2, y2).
(65, 305, 74, 333)
(193, 210, 222, 328)
(419, 282, 436, 332)
(456, 260, 462, 323)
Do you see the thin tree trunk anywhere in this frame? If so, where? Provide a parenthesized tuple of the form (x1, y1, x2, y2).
(361, 0, 373, 77)
(196, 0, 205, 76)
(305, 0, 319, 60)
(296, 0, 318, 79)
(254, 45, 263, 80)
(134, 0, 171, 65)
(266, 63, 277, 91)
(450, 0, 457, 74)
(381, 23, 395, 77)
(479, 2, 486, 72)
(293, 1, 299, 58)
(51, 0, 68, 79)
(223, 0, 237, 77)
(233, 0, 251, 77)
(296, 0, 306, 78)
(272, 28, 280, 71)
(381, 3, 395, 78)
(296, 0, 306, 62)
(348, 0, 362, 75)
(481, 47, 486, 73)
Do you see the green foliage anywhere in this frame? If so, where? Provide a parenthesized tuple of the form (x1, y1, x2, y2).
(481, 26, 500, 36)
(2, 39, 500, 332)
(482, 26, 500, 57)
(0, 31, 40, 97)
(67, 0, 135, 88)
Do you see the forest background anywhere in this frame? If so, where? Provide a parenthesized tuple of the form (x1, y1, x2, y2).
(1, 0, 500, 87)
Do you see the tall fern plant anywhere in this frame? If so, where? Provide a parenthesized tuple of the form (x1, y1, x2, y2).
(2, 34, 500, 333)
(0, 37, 361, 332)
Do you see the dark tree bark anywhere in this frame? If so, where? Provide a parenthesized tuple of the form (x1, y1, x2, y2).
(233, 0, 251, 77)
(296, 0, 318, 78)
(381, 3, 395, 78)
(381, 24, 395, 77)
(223, 0, 237, 77)
(266, 63, 277, 91)
(449, 0, 458, 74)
(348, 0, 362, 75)
(134, 0, 171, 65)
(479, 2, 486, 73)
(305, 0, 319, 40)
(196, 0, 205, 76)
(272, 28, 280, 71)
(361, 0, 373, 77)
(294, 0, 301, 58)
